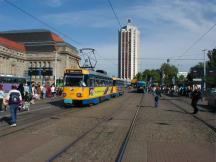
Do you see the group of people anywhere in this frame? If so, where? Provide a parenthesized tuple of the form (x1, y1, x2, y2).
(146, 85, 202, 114)
(0, 82, 63, 127)
(22, 83, 63, 100)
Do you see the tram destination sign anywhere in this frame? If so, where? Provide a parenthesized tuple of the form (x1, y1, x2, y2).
(65, 69, 82, 74)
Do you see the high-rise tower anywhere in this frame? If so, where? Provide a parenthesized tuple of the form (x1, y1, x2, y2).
(118, 19, 140, 80)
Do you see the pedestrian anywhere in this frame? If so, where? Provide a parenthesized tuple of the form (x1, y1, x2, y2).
(51, 84, 56, 97)
(42, 85, 46, 99)
(191, 86, 202, 114)
(23, 91, 31, 111)
(17, 83, 25, 99)
(24, 83, 29, 93)
(0, 84, 5, 112)
(5, 85, 22, 127)
(154, 86, 161, 107)
(47, 85, 51, 98)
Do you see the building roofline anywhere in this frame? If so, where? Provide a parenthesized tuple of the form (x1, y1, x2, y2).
(0, 29, 51, 34)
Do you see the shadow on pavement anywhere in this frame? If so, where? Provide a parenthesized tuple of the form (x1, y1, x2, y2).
(155, 122, 171, 126)
(48, 99, 65, 108)
(139, 105, 153, 108)
(198, 105, 216, 113)
(128, 90, 139, 93)
(164, 109, 187, 114)
(0, 116, 11, 125)
(160, 98, 180, 101)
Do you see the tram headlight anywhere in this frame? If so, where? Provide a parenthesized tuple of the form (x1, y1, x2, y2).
(77, 93, 83, 97)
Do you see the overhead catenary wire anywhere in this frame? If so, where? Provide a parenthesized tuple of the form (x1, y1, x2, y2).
(176, 22, 216, 59)
(97, 58, 204, 61)
(3, 0, 82, 45)
(107, 0, 122, 28)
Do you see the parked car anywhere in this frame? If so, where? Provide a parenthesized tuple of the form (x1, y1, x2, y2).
(206, 88, 216, 108)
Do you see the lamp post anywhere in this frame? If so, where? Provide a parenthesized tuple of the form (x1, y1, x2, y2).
(203, 49, 207, 92)
(54, 51, 58, 86)
(29, 66, 32, 94)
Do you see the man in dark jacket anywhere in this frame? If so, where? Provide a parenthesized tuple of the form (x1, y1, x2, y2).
(191, 86, 202, 114)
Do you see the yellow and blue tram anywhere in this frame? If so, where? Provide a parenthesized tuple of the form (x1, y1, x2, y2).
(112, 77, 126, 97)
(63, 68, 116, 106)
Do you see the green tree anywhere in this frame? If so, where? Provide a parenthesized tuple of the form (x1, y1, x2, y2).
(207, 48, 216, 68)
(160, 63, 178, 85)
(134, 72, 143, 80)
(178, 75, 186, 84)
(206, 49, 216, 86)
(142, 69, 160, 83)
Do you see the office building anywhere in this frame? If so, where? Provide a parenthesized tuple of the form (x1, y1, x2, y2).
(118, 19, 140, 80)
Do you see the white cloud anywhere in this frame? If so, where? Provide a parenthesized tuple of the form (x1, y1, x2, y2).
(42, 0, 216, 72)
(125, 0, 216, 33)
(44, 0, 63, 7)
(42, 9, 116, 28)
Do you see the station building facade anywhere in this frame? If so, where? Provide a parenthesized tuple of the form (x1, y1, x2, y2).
(0, 29, 81, 84)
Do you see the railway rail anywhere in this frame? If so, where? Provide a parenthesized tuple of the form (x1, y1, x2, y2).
(115, 93, 144, 162)
(0, 103, 83, 138)
(47, 92, 138, 162)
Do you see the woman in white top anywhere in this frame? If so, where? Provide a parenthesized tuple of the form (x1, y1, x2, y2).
(51, 85, 56, 97)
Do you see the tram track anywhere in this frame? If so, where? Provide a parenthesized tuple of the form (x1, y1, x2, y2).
(0, 106, 83, 138)
(115, 93, 144, 162)
(47, 92, 138, 162)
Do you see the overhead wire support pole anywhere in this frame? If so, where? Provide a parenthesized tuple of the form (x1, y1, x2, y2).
(202, 49, 207, 92)
(54, 51, 58, 86)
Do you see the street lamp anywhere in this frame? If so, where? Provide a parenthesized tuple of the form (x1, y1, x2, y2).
(29, 65, 32, 94)
(54, 51, 58, 86)
(202, 49, 207, 92)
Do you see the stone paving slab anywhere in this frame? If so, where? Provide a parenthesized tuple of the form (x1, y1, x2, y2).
(123, 93, 216, 162)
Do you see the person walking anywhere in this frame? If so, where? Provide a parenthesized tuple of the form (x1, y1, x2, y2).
(6, 85, 22, 127)
(23, 91, 31, 111)
(191, 86, 202, 114)
(0, 84, 5, 112)
(42, 85, 46, 99)
(51, 84, 56, 97)
(154, 86, 161, 107)
(17, 83, 25, 99)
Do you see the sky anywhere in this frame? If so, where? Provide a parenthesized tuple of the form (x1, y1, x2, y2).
(0, 0, 216, 76)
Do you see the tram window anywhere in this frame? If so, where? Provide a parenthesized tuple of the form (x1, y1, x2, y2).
(95, 79, 99, 87)
(89, 79, 94, 87)
(65, 76, 83, 87)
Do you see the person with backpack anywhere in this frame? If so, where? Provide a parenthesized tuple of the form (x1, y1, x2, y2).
(5, 85, 22, 127)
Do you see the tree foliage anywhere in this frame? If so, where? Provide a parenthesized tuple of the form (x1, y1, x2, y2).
(207, 48, 216, 68)
(142, 69, 160, 82)
(134, 69, 160, 83)
(160, 63, 178, 85)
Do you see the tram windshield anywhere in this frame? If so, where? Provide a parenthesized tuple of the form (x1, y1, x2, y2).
(64, 75, 86, 87)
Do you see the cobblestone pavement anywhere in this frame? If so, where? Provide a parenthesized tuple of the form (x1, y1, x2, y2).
(0, 91, 142, 162)
(0, 92, 215, 162)
(123, 93, 216, 162)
